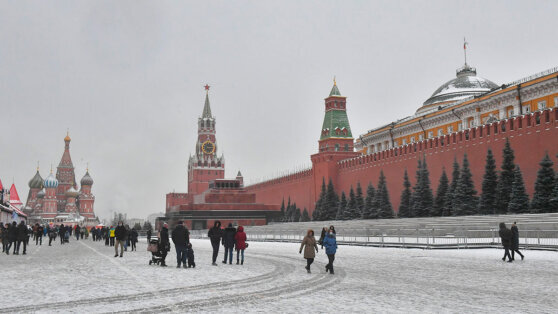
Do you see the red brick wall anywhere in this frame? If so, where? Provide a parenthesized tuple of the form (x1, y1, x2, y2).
(248, 109, 558, 216)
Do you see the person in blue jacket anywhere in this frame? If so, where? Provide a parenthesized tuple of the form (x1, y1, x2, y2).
(323, 228, 337, 275)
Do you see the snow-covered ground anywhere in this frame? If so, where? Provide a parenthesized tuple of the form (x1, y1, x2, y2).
(0, 238, 556, 313)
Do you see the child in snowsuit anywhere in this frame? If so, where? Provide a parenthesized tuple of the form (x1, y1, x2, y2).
(187, 243, 195, 268)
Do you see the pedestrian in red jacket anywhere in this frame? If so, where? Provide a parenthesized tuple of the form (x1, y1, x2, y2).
(234, 226, 247, 265)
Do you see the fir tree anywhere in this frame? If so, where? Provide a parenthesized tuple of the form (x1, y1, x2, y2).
(294, 205, 302, 222)
(142, 221, 152, 231)
(336, 191, 348, 220)
(355, 182, 365, 218)
(346, 186, 358, 219)
(286, 197, 293, 222)
(444, 158, 460, 216)
(478, 149, 498, 215)
(280, 198, 286, 222)
(452, 154, 478, 216)
(375, 171, 394, 219)
(313, 178, 327, 221)
(531, 153, 556, 213)
(324, 179, 339, 220)
(432, 168, 449, 217)
(508, 165, 530, 213)
(549, 174, 558, 212)
(496, 138, 515, 214)
(301, 208, 310, 222)
(398, 170, 412, 218)
(362, 182, 376, 219)
(411, 157, 434, 217)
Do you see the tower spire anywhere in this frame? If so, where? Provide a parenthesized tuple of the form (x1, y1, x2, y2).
(202, 84, 212, 118)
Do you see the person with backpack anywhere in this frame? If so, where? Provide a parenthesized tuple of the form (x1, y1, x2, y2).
(207, 221, 223, 266)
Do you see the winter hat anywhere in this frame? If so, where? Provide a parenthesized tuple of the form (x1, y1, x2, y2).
(163, 223, 168, 228)
(177, 221, 183, 225)
(228, 223, 233, 228)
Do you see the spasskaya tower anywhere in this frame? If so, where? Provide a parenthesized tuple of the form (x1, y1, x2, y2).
(187, 85, 225, 196)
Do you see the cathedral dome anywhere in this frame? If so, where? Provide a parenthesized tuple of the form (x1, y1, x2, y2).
(65, 187, 79, 198)
(28, 170, 44, 189)
(37, 189, 45, 198)
(80, 171, 94, 186)
(44, 173, 59, 188)
(417, 64, 498, 114)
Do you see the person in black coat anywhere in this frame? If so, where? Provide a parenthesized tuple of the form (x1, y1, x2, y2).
(318, 227, 327, 249)
(16, 221, 28, 255)
(6, 222, 16, 255)
(146, 229, 152, 242)
(130, 228, 138, 251)
(499, 222, 513, 262)
(510, 222, 524, 261)
(207, 221, 223, 265)
(36, 225, 44, 245)
(58, 224, 66, 245)
(159, 223, 170, 267)
(172, 221, 190, 268)
(114, 221, 127, 258)
(222, 223, 236, 265)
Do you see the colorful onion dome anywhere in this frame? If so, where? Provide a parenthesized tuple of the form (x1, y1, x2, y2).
(80, 171, 94, 186)
(65, 186, 79, 198)
(44, 173, 59, 188)
(28, 170, 44, 189)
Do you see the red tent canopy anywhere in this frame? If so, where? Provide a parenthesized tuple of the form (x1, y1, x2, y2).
(9, 184, 23, 206)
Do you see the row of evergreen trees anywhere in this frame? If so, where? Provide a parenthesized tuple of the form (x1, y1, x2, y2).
(399, 138, 558, 217)
(278, 138, 558, 222)
(312, 171, 395, 221)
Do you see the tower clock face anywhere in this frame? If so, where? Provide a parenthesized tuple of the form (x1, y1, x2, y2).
(201, 140, 215, 154)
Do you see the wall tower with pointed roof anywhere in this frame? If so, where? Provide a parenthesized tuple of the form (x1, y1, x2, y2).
(187, 85, 225, 196)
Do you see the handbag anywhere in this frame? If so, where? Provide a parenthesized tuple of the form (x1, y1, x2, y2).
(245, 242, 249, 249)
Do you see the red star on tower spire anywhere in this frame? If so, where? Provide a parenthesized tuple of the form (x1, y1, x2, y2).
(204, 84, 210, 92)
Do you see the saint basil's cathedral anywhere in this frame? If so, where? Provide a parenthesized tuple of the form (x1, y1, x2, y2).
(23, 133, 98, 227)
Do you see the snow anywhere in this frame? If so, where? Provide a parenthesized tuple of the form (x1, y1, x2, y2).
(0, 238, 557, 313)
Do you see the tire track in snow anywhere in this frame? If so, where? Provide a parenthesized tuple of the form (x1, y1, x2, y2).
(0, 250, 292, 313)
(124, 253, 346, 313)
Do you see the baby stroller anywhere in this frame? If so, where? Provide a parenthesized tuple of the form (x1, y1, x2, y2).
(147, 238, 164, 265)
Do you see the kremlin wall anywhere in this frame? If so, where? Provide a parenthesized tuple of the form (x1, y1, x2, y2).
(245, 64, 558, 216)
(166, 61, 558, 228)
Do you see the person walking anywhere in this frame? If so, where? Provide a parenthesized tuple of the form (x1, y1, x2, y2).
(319, 227, 327, 249)
(234, 226, 247, 265)
(4, 223, 13, 254)
(147, 229, 152, 243)
(130, 228, 138, 251)
(15, 221, 28, 255)
(58, 224, 66, 245)
(511, 222, 525, 261)
(36, 224, 44, 245)
(6, 221, 17, 255)
(299, 229, 318, 273)
(158, 223, 170, 267)
(0, 224, 5, 253)
(499, 222, 513, 262)
(208, 221, 223, 266)
(172, 221, 190, 268)
(75, 225, 81, 241)
(109, 226, 115, 247)
(323, 228, 338, 274)
(114, 221, 127, 258)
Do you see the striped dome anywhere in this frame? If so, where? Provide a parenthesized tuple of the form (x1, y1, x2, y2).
(44, 173, 59, 188)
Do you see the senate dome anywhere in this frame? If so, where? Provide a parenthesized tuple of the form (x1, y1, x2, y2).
(417, 64, 499, 115)
(44, 173, 59, 188)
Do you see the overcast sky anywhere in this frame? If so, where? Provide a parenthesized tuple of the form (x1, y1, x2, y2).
(1, 0, 557, 220)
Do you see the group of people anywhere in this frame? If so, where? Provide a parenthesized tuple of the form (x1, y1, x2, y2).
(154, 221, 195, 268)
(96, 224, 139, 256)
(0, 221, 30, 255)
(207, 221, 247, 266)
(300, 225, 338, 274)
(499, 222, 525, 262)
